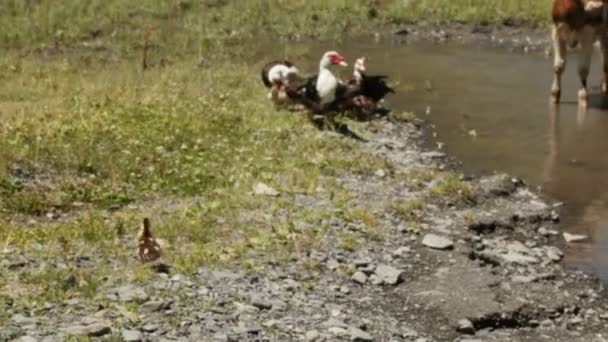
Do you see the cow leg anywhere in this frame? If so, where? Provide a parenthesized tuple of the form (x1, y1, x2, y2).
(577, 26, 595, 106)
(551, 24, 567, 104)
(601, 33, 608, 95)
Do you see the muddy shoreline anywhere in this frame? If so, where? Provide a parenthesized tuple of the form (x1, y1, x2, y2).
(3, 23, 608, 342)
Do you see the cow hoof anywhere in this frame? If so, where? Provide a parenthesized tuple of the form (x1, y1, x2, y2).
(550, 90, 561, 104)
(578, 88, 588, 100)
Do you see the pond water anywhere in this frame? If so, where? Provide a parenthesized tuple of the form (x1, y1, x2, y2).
(304, 39, 608, 281)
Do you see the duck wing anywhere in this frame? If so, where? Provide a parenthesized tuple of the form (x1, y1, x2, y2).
(260, 60, 296, 88)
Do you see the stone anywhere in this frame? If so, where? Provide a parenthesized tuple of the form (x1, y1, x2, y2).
(141, 323, 160, 332)
(251, 295, 272, 310)
(421, 234, 454, 250)
(501, 251, 538, 265)
(457, 319, 475, 334)
(253, 182, 279, 197)
(306, 330, 321, 341)
(349, 326, 373, 341)
(352, 271, 368, 284)
(113, 285, 148, 302)
(122, 329, 143, 342)
(140, 300, 168, 313)
(12, 314, 36, 326)
(374, 264, 404, 285)
(325, 318, 348, 328)
(64, 322, 111, 337)
(16, 337, 38, 342)
(563, 232, 587, 243)
(545, 246, 563, 262)
(393, 246, 411, 257)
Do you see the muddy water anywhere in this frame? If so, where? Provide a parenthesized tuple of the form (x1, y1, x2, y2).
(316, 40, 608, 280)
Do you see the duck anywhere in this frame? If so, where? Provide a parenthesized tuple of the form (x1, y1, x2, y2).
(278, 51, 348, 125)
(137, 217, 162, 263)
(333, 57, 395, 120)
(348, 57, 394, 103)
(260, 60, 299, 99)
(261, 60, 299, 88)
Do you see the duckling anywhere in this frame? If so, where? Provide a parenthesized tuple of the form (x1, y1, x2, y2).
(137, 217, 161, 263)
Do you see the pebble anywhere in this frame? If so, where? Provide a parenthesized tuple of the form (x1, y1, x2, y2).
(306, 330, 321, 341)
(122, 329, 143, 342)
(250, 294, 273, 310)
(352, 271, 368, 284)
(64, 322, 111, 337)
(563, 232, 588, 243)
(349, 326, 374, 341)
(15, 337, 38, 342)
(421, 234, 454, 250)
(374, 264, 404, 285)
(457, 319, 475, 334)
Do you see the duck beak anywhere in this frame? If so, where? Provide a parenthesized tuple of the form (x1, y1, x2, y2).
(338, 60, 348, 67)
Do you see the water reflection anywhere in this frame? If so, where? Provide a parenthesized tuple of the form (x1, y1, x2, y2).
(544, 103, 608, 280)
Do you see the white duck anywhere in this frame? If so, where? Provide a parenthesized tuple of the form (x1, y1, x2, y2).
(306, 51, 348, 107)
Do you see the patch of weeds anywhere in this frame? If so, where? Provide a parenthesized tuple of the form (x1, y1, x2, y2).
(404, 221, 424, 234)
(392, 199, 424, 219)
(344, 208, 383, 240)
(430, 172, 475, 202)
(338, 232, 359, 252)
(390, 111, 417, 122)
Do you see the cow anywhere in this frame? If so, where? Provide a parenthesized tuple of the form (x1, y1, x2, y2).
(551, 0, 608, 106)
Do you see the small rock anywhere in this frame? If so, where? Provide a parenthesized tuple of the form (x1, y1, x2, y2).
(141, 323, 160, 332)
(421, 234, 454, 250)
(329, 327, 348, 336)
(251, 295, 272, 310)
(538, 227, 559, 236)
(325, 318, 348, 328)
(540, 319, 554, 328)
(113, 285, 148, 302)
(349, 326, 373, 341)
(422, 151, 446, 159)
(327, 259, 340, 270)
(545, 246, 563, 262)
(253, 182, 279, 197)
(140, 300, 168, 313)
(501, 252, 538, 265)
(563, 232, 588, 243)
(353, 258, 372, 267)
(374, 264, 404, 285)
(393, 246, 411, 257)
(457, 319, 475, 334)
(512, 275, 537, 283)
(15, 336, 38, 342)
(122, 329, 143, 342)
(12, 314, 36, 326)
(352, 271, 368, 284)
(64, 322, 111, 337)
(306, 330, 321, 341)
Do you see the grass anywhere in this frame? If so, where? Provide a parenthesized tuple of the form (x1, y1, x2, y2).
(0, 0, 543, 310)
(0, 0, 552, 51)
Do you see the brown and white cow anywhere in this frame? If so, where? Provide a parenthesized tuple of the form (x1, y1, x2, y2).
(551, 0, 608, 105)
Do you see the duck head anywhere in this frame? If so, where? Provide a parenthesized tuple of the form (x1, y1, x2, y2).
(353, 57, 366, 83)
(319, 51, 348, 69)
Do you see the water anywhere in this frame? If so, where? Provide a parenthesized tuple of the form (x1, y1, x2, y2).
(309, 39, 608, 280)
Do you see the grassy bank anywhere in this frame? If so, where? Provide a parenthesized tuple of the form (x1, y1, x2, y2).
(0, 1, 551, 52)
(0, 0, 544, 310)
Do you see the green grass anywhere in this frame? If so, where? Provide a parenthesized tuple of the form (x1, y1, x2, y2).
(0, 0, 552, 51)
(0, 0, 546, 309)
